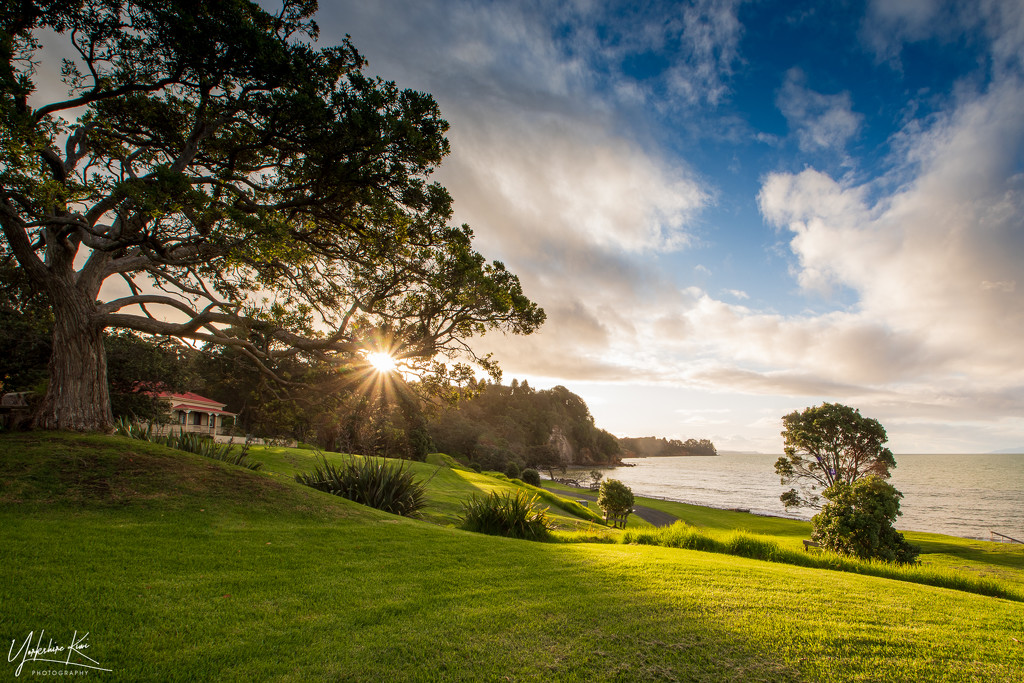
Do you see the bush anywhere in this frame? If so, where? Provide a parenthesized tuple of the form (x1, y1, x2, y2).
(504, 461, 521, 480)
(597, 479, 634, 528)
(520, 468, 541, 486)
(295, 456, 427, 517)
(812, 476, 920, 564)
(460, 491, 551, 541)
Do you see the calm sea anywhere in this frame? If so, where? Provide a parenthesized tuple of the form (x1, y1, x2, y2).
(569, 453, 1024, 542)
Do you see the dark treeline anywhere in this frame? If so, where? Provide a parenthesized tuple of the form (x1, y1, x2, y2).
(0, 305, 621, 468)
(429, 379, 622, 471)
(619, 436, 718, 457)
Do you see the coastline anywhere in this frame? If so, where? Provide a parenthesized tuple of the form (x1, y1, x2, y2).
(552, 452, 1024, 542)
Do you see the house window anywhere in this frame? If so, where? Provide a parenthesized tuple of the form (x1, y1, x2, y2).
(192, 412, 203, 426)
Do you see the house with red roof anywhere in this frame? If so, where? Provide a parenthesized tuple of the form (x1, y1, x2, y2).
(152, 391, 237, 441)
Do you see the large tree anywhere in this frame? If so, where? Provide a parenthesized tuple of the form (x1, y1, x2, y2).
(1, 0, 543, 431)
(775, 402, 897, 510)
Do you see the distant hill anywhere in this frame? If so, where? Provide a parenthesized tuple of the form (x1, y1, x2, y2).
(990, 447, 1024, 454)
(619, 436, 718, 457)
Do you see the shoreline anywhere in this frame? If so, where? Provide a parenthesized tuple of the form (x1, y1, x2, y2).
(557, 453, 1024, 544)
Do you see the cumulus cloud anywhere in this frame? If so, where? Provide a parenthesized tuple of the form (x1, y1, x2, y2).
(312, 0, 716, 386)
(304, 0, 1024, 452)
(860, 0, 955, 66)
(441, 111, 706, 256)
(776, 68, 863, 155)
(759, 76, 1024, 391)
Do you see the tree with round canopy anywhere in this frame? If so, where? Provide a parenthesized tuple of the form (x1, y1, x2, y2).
(775, 402, 897, 510)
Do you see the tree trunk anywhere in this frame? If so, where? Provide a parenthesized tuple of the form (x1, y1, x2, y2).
(34, 293, 113, 431)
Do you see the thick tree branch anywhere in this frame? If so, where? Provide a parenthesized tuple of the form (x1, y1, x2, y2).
(0, 206, 48, 283)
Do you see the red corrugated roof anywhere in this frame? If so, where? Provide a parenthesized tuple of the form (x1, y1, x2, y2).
(153, 391, 234, 415)
(173, 404, 236, 416)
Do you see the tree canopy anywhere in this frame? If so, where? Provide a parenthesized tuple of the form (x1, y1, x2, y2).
(1, 0, 543, 431)
(775, 403, 897, 510)
(597, 479, 634, 529)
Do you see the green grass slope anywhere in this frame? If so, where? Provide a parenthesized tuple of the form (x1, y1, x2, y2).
(248, 444, 610, 529)
(2, 433, 1023, 682)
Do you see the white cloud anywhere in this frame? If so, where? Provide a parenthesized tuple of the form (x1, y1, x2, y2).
(862, 0, 1024, 76)
(759, 76, 1024, 392)
(860, 0, 952, 66)
(304, 0, 1024, 452)
(776, 68, 863, 154)
(441, 110, 706, 256)
(665, 0, 746, 107)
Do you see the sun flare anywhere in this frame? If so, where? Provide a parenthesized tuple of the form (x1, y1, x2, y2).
(366, 351, 398, 373)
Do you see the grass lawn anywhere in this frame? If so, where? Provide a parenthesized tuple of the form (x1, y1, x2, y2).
(2, 433, 1023, 681)
(548, 479, 1024, 591)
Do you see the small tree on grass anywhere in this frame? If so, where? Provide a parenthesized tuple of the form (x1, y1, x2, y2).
(520, 468, 541, 486)
(812, 476, 920, 564)
(598, 479, 634, 528)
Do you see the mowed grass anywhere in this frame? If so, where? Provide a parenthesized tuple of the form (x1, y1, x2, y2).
(549, 480, 1024, 591)
(1, 433, 1022, 681)
(249, 444, 611, 530)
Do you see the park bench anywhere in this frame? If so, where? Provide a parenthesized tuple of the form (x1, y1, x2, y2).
(802, 539, 820, 551)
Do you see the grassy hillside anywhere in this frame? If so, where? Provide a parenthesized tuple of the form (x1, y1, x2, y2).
(2, 433, 1023, 681)
(248, 444, 615, 529)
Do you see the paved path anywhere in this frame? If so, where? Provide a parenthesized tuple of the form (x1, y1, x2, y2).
(562, 490, 678, 528)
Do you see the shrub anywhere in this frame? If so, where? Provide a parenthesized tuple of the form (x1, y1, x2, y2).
(114, 416, 156, 441)
(812, 476, 920, 564)
(460, 491, 551, 541)
(597, 479, 634, 528)
(504, 461, 521, 480)
(295, 456, 427, 517)
(520, 468, 541, 486)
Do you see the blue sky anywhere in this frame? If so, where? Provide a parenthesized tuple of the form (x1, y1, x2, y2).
(294, 0, 1024, 453)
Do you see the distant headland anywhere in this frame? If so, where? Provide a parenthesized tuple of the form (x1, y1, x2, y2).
(619, 436, 718, 458)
